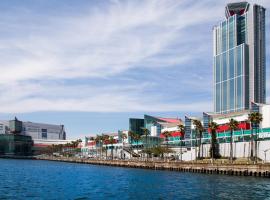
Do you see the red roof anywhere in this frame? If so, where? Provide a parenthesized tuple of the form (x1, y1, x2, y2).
(87, 141, 96, 146)
(158, 118, 181, 124)
(209, 121, 251, 133)
(103, 139, 118, 145)
(160, 131, 184, 138)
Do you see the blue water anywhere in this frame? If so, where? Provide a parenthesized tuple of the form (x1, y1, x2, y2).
(0, 159, 270, 200)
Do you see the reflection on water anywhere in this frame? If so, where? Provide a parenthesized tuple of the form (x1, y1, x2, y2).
(0, 159, 270, 200)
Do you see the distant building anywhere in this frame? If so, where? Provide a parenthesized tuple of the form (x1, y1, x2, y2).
(0, 118, 67, 153)
(0, 118, 66, 141)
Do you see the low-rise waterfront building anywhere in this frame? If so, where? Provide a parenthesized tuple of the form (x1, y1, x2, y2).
(0, 117, 68, 154)
(0, 118, 66, 141)
(0, 134, 33, 156)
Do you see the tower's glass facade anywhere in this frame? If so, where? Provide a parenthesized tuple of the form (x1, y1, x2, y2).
(214, 2, 265, 114)
(214, 14, 249, 114)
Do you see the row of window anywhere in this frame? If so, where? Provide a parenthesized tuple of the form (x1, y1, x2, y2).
(214, 14, 246, 55)
(184, 117, 192, 139)
(214, 44, 248, 84)
(215, 76, 248, 113)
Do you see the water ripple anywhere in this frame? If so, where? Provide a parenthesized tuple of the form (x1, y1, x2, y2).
(0, 159, 270, 200)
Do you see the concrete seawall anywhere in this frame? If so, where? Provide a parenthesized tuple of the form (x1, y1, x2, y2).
(37, 157, 270, 178)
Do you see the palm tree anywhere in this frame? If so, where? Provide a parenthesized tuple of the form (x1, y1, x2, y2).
(162, 131, 172, 160)
(248, 112, 263, 163)
(228, 119, 239, 163)
(177, 124, 185, 162)
(127, 131, 140, 158)
(102, 134, 109, 159)
(94, 135, 102, 158)
(77, 139, 82, 144)
(87, 137, 94, 157)
(133, 133, 141, 155)
(120, 133, 127, 144)
(64, 142, 71, 155)
(162, 131, 172, 149)
(208, 122, 219, 160)
(58, 144, 63, 154)
(128, 131, 135, 149)
(108, 136, 115, 160)
(193, 119, 204, 160)
(141, 127, 150, 160)
(89, 136, 95, 141)
(141, 127, 150, 151)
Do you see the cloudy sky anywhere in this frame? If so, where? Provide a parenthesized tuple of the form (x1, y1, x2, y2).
(0, 0, 269, 139)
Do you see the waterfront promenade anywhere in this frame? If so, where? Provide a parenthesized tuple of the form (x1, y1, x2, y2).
(37, 156, 270, 178)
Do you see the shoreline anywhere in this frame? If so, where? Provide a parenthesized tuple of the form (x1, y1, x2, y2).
(0, 155, 35, 160)
(33, 156, 270, 178)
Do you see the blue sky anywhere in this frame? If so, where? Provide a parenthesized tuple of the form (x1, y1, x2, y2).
(0, 0, 269, 139)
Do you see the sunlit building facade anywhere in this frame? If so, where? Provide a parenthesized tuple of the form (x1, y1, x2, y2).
(213, 2, 266, 114)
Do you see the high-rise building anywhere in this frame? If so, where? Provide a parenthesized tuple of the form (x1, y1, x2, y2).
(213, 2, 266, 114)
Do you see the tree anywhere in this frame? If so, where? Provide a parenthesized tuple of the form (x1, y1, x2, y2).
(208, 122, 219, 160)
(94, 135, 102, 158)
(228, 119, 239, 163)
(177, 124, 185, 162)
(133, 133, 141, 155)
(248, 112, 263, 163)
(141, 127, 150, 150)
(141, 128, 150, 160)
(128, 131, 135, 149)
(108, 136, 115, 160)
(64, 142, 72, 155)
(193, 119, 204, 160)
(89, 136, 95, 141)
(162, 131, 172, 150)
(120, 133, 127, 144)
(142, 146, 174, 158)
(102, 134, 109, 159)
(77, 139, 82, 144)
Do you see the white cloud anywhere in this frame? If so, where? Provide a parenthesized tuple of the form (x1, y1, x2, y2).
(0, 0, 269, 113)
(0, 81, 211, 113)
(0, 0, 223, 83)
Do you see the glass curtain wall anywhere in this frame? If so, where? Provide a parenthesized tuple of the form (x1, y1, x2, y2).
(214, 14, 249, 114)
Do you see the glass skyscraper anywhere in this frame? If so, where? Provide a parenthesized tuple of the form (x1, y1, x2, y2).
(213, 2, 266, 114)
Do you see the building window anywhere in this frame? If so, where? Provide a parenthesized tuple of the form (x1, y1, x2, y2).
(222, 52, 227, 81)
(229, 79, 235, 111)
(229, 16, 235, 49)
(41, 129, 47, 139)
(236, 45, 242, 76)
(236, 77, 242, 109)
(215, 55, 221, 83)
(222, 21, 227, 52)
(229, 49, 235, 79)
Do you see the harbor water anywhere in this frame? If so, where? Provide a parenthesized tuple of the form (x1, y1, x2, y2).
(0, 159, 270, 200)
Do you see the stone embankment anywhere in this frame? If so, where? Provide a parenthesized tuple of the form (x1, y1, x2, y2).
(37, 156, 270, 178)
